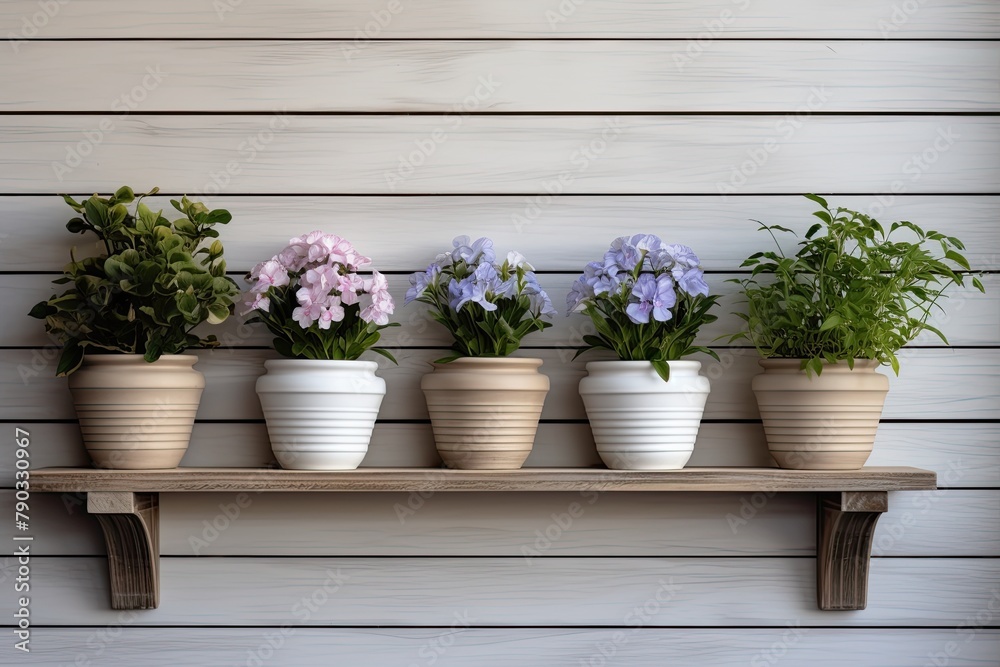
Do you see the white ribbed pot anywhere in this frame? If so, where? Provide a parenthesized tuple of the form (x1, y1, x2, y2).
(67, 354, 204, 469)
(420, 357, 549, 470)
(256, 359, 386, 470)
(579, 360, 710, 470)
(752, 359, 889, 470)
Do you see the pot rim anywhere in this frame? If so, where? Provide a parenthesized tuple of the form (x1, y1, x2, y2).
(81, 354, 198, 366)
(432, 356, 543, 368)
(758, 358, 882, 370)
(263, 358, 380, 370)
(584, 360, 703, 370)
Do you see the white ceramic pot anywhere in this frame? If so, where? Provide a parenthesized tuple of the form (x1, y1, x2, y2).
(421, 357, 549, 469)
(752, 359, 889, 470)
(256, 359, 386, 470)
(67, 354, 204, 469)
(579, 360, 710, 470)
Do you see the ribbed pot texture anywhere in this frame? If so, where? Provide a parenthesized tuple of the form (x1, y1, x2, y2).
(752, 359, 889, 470)
(67, 354, 205, 469)
(256, 359, 386, 470)
(579, 360, 710, 470)
(420, 357, 549, 469)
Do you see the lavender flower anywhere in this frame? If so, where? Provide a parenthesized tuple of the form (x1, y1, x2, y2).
(626, 273, 677, 324)
(451, 235, 496, 265)
(405, 263, 441, 305)
(678, 267, 710, 297)
(582, 260, 620, 296)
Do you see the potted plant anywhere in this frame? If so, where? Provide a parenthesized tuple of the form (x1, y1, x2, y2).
(245, 231, 398, 470)
(405, 236, 554, 469)
(567, 235, 719, 470)
(28, 187, 240, 469)
(729, 194, 983, 470)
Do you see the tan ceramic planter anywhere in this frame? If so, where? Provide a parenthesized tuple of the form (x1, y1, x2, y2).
(752, 359, 889, 470)
(68, 354, 205, 469)
(421, 357, 549, 469)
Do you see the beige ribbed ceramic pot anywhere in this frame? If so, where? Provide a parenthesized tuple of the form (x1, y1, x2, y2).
(751, 359, 889, 470)
(420, 357, 549, 469)
(68, 354, 205, 469)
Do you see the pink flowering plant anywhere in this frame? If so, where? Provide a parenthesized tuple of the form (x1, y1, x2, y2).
(405, 236, 555, 362)
(244, 231, 398, 362)
(567, 234, 720, 381)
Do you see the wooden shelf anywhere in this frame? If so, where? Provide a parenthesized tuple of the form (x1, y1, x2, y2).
(32, 465, 936, 493)
(31, 466, 937, 613)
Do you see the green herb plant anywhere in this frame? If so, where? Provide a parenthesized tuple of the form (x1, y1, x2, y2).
(728, 194, 983, 376)
(29, 187, 241, 376)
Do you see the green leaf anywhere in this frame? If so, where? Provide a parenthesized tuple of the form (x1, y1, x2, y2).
(651, 359, 671, 383)
(433, 353, 463, 364)
(370, 347, 398, 365)
(818, 314, 843, 332)
(944, 250, 971, 271)
(803, 193, 829, 209)
(55, 341, 85, 377)
(206, 303, 230, 325)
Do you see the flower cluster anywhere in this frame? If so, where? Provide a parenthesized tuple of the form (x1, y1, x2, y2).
(568, 235, 710, 324)
(245, 231, 398, 361)
(568, 234, 719, 380)
(406, 236, 554, 360)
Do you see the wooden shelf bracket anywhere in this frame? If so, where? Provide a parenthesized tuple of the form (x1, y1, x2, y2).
(816, 491, 888, 611)
(87, 491, 160, 610)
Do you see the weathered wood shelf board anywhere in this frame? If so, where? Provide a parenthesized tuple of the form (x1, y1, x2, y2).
(31, 466, 936, 493)
(31, 466, 937, 614)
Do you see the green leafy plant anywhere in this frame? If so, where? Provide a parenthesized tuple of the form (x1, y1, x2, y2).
(728, 194, 984, 376)
(28, 187, 241, 376)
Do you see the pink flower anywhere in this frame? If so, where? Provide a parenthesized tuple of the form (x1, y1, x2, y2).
(292, 303, 323, 328)
(243, 291, 270, 313)
(338, 272, 365, 305)
(317, 298, 345, 329)
(252, 259, 289, 293)
(301, 264, 339, 294)
(361, 302, 391, 326)
(364, 270, 389, 295)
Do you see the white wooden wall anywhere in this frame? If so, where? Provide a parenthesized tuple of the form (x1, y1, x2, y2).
(2, 1, 1000, 664)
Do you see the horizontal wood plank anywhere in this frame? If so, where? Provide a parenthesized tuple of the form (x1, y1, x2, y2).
(2, 0, 997, 38)
(6, 488, 994, 557)
(10, 272, 997, 348)
(4, 348, 999, 421)
(5, 41, 998, 112)
(2, 116, 997, 194)
(6, 628, 1000, 667)
(28, 466, 938, 493)
(4, 195, 998, 272)
(5, 556, 997, 626)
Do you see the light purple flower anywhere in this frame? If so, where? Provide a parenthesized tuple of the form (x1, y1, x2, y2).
(606, 237, 642, 272)
(662, 244, 700, 279)
(582, 260, 620, 296)
(244, 292, 270, 313)
(524, 276, 556, 317)
(451, 235, 496, 265)
(678, 267, 710, 297)
(505, 250, 533, 271)
(629, 234, 662, 253)
(449, 276, 497, 312)
(405, 263, 440, 305)
(626, 273, 676, 324)
(292, 302, 323, 328)
(317, 298, 345, 329)
(566, 278, 595, 313)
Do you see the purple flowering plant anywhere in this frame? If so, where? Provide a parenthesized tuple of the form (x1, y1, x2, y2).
(244, 231, 399, 362)
(567, 234, 720, 381)
(405, 236, 555, 362)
